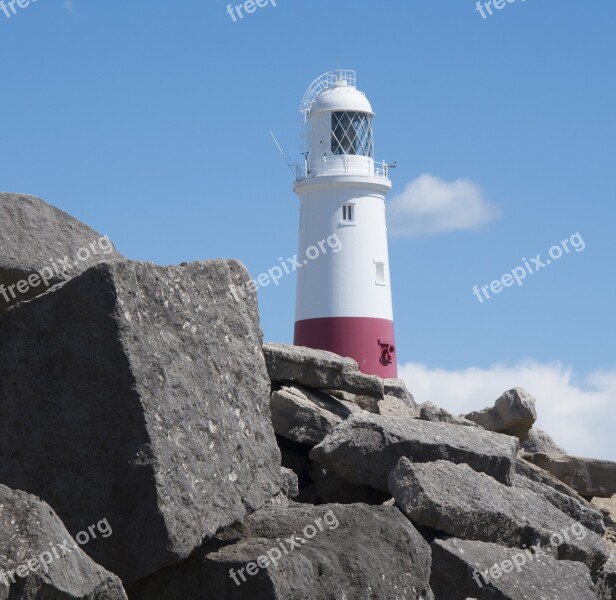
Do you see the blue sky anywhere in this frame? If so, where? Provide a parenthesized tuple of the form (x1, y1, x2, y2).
(1, 0, 614, 458)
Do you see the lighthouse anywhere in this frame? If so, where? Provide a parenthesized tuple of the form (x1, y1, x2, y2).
(293, 70, 397, 378)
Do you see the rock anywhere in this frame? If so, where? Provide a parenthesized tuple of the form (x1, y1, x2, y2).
(595, 552, 616, 599)
(324, 389, 380, 412)
(388, 458, 608, 572)
(322, 389, 356, 402)
(378, 394, 421, 419)
(383, 378, 417, 406)
(464, 387, 537, 440)
(592, 494, 616, 552)
(351, 394, 381, 412)
(419, 402, 478, 427)
(430, 537, 597, 600)
(378, 378, 418, 418)
(300, 462, 390, 505)
(0, 259, 282, 582)
(280, 468, 299, 499)
(513, 474, 605, 535)
(127, 504, 434, 600)
(310, 413, 518, 491)
(0, 192, 123, 314)
(524, 453, 616, 498)
(521, 428, 567, 454)
(0, 484, 127, 599)
(515, 456, 596, 507)
(270, 385, 359, 446)
(263, 342, 384, 398)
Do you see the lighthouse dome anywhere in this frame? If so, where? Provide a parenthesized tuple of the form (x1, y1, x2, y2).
(310, 81, 374, 116)
(297, 70, 389, 182)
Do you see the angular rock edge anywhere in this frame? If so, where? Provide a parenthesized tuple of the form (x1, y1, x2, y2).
(0, 259, 282, 582)
(388, 458, 609, 573)
(310, 413, 518, 491)
(0, 484, 127, 599)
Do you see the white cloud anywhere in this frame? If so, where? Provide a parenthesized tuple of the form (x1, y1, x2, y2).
(64, 0, 74, 13)
(387, 174, 500, 238)
(398, 361, 616, 461)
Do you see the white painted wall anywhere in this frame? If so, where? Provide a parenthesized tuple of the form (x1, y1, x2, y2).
(294, 178, 393, 321)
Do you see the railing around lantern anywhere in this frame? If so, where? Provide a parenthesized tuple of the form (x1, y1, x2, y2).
(294, 157, 390, 180)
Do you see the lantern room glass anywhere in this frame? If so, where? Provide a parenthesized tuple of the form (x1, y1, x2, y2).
(331, 112, 374, 158)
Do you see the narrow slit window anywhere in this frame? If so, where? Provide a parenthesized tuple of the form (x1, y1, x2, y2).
(375, 261, 386, 285)
(342, 204, 355, 222)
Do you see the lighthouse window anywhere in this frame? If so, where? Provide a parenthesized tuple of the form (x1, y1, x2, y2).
(342, 204, 355, 222)
(331, 112, 374, 158)
(375, 260, 386, 285)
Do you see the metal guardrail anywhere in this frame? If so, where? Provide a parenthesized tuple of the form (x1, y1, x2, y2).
(295, 157, 389, 180)
(300, 70, 357, 116)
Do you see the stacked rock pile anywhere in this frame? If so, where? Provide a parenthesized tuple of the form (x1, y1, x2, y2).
(0, 192, 614, 599)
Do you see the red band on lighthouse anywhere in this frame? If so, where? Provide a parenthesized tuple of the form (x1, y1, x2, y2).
(294, 316, 397, 379)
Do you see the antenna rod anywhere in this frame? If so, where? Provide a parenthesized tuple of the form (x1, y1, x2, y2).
(269, 131, 296, 176)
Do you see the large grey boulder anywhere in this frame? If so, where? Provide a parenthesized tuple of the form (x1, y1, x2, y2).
(0, 192, 123, 314)
(388, 458, 608, 572)
(521, 428, 567, 454)
(310, 413, 518, 491)
(263, 342, 384, 398)
(0, 484, 127, 599)
(595, 552, 616, 599)
(430, 537, 597, 600)
(419, 402, 478, 427)
(524, 453, 616, 498)
(513, 474, 605, 535)
(269, 384, 360, 446)
(465, 387, 537, 440)
(0, 259, 282, 582)
(127, 504, 434, 600)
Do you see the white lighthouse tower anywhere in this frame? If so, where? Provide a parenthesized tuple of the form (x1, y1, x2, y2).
(293, 70, 397, 378)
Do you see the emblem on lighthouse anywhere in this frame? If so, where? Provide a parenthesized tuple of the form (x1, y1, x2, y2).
(293, 70, 397, 378)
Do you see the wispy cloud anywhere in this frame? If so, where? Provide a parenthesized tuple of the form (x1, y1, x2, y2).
(64, 0, 74, 13)
(398, 360, 616, 461)
(387, 174, 500, 238)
